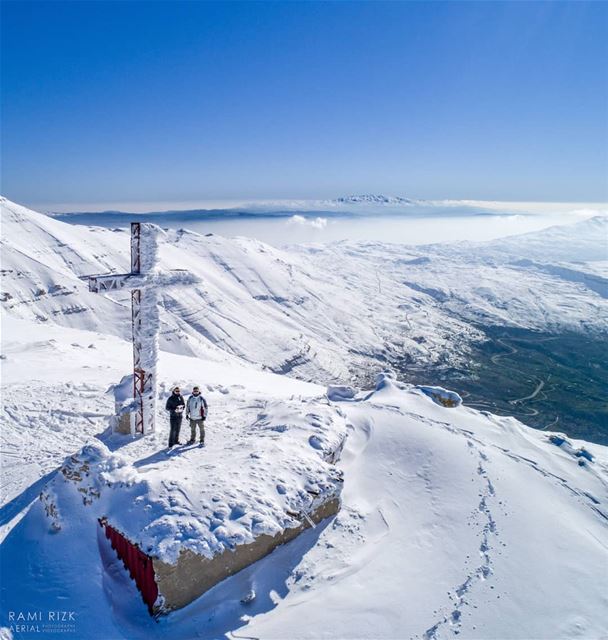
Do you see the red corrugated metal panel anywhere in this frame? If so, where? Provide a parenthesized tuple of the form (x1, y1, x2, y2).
(100, 520, 159, 614)
(133, 547, 142, 585)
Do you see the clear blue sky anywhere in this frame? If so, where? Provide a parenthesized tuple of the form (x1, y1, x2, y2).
(1, 1, 607, 208)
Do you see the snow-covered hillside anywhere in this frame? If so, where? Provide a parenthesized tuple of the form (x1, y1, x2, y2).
(1, 197, 607, 639)
(2, 198, 606, 388)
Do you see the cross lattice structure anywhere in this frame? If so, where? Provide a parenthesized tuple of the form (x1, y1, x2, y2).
(89, 222, 196, 435)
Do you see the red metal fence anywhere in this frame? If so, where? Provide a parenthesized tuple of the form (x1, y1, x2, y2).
(99, 519, 159, 614)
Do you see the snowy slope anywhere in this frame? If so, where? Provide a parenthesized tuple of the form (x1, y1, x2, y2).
(289, 215, 608, 336)
(2, 197, 606, 504)
(0, 199, 132, 336)
(0, 197, 480, 382)
(240, 377, 608, 640)
(2, 198, 606, 389)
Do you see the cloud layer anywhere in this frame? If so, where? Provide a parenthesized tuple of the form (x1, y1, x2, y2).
(287, 215, 328, 230)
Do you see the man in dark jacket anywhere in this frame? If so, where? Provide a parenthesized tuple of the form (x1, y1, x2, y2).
(165, 386, 185, 447)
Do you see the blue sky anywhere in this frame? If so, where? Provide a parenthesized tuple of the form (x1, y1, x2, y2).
(1, 1, 607, 209)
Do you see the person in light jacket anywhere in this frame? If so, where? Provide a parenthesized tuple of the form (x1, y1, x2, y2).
(186, 386, 208, 445)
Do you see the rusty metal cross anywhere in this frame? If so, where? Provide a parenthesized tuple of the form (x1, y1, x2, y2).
(89, 222, 196, 435)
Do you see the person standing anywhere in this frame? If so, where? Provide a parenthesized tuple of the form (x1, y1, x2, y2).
(165, 386, 185, 447)
(186, 386, 208, 445)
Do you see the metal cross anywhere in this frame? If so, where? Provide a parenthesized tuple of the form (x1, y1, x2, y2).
(88, 222, 195, 435)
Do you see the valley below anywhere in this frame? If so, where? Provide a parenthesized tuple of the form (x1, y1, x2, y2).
(392, 326, 608, 445)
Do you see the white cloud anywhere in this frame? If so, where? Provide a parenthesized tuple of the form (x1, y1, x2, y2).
(287, 215, 328, 229)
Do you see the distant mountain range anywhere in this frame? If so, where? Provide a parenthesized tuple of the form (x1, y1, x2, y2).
(48, 194, 548, 221)
(47, 194, 420, 218)
(36, 194, 607, 219)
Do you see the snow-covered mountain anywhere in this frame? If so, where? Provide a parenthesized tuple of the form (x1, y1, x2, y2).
(46, 194, 420, 217)
(2, 197, 606, 385)
(1, 197, 607, 639)
(331, 193, 414, 206)
(2, 195, 606, 439)
(242, 193, 419, 211)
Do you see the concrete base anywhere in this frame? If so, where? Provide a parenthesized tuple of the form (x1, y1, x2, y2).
(114, 411, 135, 435)
(152, 496, 340, 613)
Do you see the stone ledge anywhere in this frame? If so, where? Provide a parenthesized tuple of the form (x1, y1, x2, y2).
(152, 495, 340, 613)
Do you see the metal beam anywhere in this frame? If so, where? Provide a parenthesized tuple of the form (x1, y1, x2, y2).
(88, 273, 133, 293)
(131, 222, 141, 274)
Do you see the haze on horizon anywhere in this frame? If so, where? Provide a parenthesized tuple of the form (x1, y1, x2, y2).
(1, 1, 607, 210)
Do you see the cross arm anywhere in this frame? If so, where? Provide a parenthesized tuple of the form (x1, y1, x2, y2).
(88, 268, 199, 295)
(88, 273, 134, 293)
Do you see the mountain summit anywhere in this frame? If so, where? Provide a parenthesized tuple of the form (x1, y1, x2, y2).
(331, 194, 414, 205)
